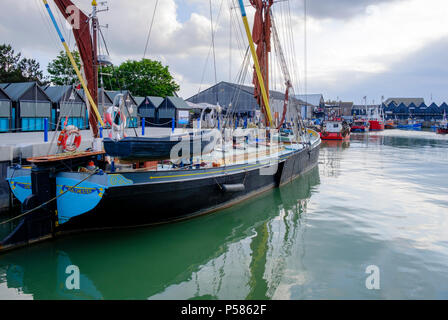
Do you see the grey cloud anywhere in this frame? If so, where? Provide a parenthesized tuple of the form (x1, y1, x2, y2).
(322, 37, 448, 104)
(297, 0, 406, 20)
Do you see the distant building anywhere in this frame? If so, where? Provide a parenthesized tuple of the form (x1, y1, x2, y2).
(187, 81, 312, 123)
(0, 82, 52, 132)
(295, 94, 325, 119)
(0, 86, 12, 132)
(383, 98, 425, 107)
(44, 85, 87, 130)
(138, 96, 164, 126)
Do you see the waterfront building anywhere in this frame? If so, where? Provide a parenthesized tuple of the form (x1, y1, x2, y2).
(159, 96, 193, 128)
(187, 81, 311, 123)
(0, 82, 51, 132)
(0, 86, 12, 132)
(138, 96, 164, 126)
(44, 85, 87, 130)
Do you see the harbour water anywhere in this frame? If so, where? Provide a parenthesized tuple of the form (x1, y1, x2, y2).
(0, 130, 447, 299)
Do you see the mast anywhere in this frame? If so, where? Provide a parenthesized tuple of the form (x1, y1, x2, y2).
(50, 0, 105, 137)
(92, 0, 99, 128)
(237, 0, 274, 128)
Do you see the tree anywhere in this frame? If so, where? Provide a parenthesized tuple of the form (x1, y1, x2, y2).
(102, 59, 179, 97)
(0, 43, 46, 83)
(47, 50, 81, 85)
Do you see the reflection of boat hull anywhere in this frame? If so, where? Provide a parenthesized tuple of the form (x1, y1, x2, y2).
(319, 132, 350, 140)
(369, 120, 385, 131)
(0, 168, 321, 300)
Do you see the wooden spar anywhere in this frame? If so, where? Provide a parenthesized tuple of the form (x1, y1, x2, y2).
(237, 0, 273, 127)
(42, 0, 105, 129)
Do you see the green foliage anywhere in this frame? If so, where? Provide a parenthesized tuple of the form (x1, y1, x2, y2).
(0, 44, 45, 83)
(101, 59, 180, 97)
(47, 50, 81, 85)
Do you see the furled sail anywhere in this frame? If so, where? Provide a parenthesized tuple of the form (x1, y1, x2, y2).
(53, 0, 99, 136)
(250, 0, 273, 126)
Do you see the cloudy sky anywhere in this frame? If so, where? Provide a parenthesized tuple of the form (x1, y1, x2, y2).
(1, 0, 448, 104)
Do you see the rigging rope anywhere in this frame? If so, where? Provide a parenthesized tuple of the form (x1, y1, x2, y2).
(143, 0, 159, 59)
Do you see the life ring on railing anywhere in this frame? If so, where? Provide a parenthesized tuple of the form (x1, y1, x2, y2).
(57, 125, 81, 152)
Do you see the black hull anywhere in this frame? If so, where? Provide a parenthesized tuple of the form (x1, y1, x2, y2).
(60, 144, 320, 232)
(1, 143, 320, 252)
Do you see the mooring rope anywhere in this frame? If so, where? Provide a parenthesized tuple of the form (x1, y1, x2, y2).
(0, 168, 100, 226)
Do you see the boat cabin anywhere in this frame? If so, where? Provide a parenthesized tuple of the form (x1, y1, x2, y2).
(0, 86, 12, 132)
(324, 121, 343, 133)
(45, 85, 87, 130)
(0, 82, 52, 132)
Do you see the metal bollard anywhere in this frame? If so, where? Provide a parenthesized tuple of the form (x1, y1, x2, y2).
(44, 118, 48, 142)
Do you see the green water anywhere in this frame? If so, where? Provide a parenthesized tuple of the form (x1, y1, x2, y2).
(1, 130, 448, 300)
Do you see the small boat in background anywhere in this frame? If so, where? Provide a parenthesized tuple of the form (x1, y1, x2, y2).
(368, 107, 385, 131)
(351, 119, 370, 132)
(385, 119, 397, 129)
(398, 118, 422, 131)
(319, 120, 351, 140)
(436, 111, 448, 134)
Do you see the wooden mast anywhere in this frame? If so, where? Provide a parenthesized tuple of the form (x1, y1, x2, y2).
(237, 0, 274, 128)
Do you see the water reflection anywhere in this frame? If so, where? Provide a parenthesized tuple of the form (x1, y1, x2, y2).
(0, 167, 321, 300)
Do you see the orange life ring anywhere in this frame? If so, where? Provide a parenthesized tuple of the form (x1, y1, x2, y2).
(57, 126, 81, 152)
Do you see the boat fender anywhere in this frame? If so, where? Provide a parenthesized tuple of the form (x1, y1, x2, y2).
(222, 184, 245, 193)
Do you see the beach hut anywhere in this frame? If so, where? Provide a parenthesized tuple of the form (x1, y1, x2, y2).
(45, 85, 87, 130)
(105, 90, 139, 128)
(0, 86, 12, 132)
(158, 97, 192, 128)
(0, 82, 52, 132)
(138, 96, 164, 126)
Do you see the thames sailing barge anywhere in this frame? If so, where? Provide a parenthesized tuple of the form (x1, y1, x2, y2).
(1, 0, 320, 252)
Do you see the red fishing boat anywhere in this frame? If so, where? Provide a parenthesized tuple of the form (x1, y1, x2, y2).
(319, 120, 351, 140)
(368, 107, 385, 131)
(437, 111, 448, 134)
(351, 119, 370, 132)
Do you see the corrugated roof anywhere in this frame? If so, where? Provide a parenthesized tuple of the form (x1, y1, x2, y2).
(44, 85, 73, 103)
(384, 98, 424, 107)
(165, 96, 190, 109)
(0, 82, 36, 101)
(105, 90, 137, 106)
(0, 86, 11, 101)
(141, 96, 164, 108)
(134, 96, 145, 106)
